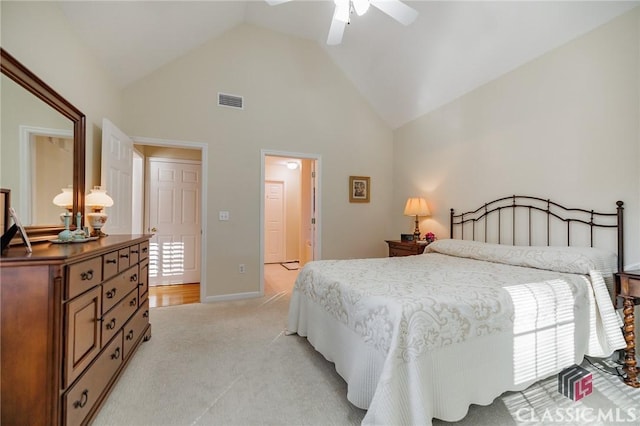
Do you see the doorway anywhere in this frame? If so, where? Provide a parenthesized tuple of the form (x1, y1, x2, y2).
(261, 150, 321, 295)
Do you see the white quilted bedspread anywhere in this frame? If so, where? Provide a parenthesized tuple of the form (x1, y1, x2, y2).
(287, 240, 625, 425)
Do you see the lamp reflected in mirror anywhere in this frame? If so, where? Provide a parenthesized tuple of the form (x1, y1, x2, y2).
(52, 186, 73, 223)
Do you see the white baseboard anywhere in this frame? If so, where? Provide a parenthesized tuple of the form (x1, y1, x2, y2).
(203, 291, 262, 303)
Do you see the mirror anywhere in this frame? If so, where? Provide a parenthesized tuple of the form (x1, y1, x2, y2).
(1, 48, 85, 241)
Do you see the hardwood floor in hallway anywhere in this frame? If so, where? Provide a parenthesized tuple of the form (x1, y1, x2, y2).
(148, 263, 299, 308)
(149, 283, 200, 308)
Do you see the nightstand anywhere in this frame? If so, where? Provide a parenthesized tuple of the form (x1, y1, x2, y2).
(385, 240, 427, 257)
(614, 270, 640, 388)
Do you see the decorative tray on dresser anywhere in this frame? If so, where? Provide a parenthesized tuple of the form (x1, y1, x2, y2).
(1, 235, 152, 425)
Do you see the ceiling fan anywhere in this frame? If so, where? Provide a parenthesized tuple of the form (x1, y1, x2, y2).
(265, 0, 419, 45)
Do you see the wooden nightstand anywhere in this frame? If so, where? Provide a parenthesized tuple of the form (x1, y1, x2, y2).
(614, 270, 640, 388)
(385, 240, 427, 257)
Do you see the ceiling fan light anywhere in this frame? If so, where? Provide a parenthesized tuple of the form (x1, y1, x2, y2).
(353, 0, 370, 16)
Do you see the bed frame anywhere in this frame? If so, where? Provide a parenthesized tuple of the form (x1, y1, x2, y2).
(449, 195, 624, 272)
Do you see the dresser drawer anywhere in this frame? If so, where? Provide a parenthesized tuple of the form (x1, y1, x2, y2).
(65, 286, 102, 387)
(138, 258, 149, 299)
(102, 265, 140, 314)
(390, 247, 414, 257)
(128, 244, 140, 265)
(123, 300, 150, 360)
(103, 250, 119, 281)
(118, 248, 132, 272)
(101, 289, 139, 347)
(63, 331, 123, 426)
(139, 240, 150, 261)
(68, 257, 103, 299)
(623, 277, 640, 298)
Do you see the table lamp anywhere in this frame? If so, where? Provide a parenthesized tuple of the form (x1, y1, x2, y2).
(404, 197, 430, 240)
(86, 186, 114, 237)
(52, 187, 73, 223)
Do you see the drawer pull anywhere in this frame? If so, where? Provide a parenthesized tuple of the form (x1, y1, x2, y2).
(105, 318, 116, 330)
(130, 274, 138, 283)
(142, 247, 148, 253)
(120, 254, 129, 259)
(106, 259, 117, 264)
(73, 389, 89, 409)
(138, 281, 145, 288)
(143, 310, 149, 318)
(129, 297, 137, 307)
(106, 288, 117, 299)
(126, 330, 134, 341)
(80, 270, 94, 281)
(131, 249, 139, 254)
(111, 347, 121, 360)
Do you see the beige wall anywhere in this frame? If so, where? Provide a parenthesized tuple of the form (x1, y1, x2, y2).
(394, 8, 640, 270)
(1, 1, 123, 189)
(121, 24, 394, 298)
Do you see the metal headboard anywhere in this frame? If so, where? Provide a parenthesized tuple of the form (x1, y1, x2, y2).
(450, 195, 624, 271)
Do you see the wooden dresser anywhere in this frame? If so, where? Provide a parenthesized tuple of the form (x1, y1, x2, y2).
(385, 240, 428, 257)
(1, 235, 152, 425)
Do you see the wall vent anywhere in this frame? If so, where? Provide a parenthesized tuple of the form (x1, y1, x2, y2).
(218, 92, 244, 110)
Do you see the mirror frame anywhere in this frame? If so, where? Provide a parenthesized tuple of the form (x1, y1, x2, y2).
(1, 48, 85, 240)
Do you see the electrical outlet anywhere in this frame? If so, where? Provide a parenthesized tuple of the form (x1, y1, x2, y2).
(239, 264, 246, 273)
(219, 211, 230, 221)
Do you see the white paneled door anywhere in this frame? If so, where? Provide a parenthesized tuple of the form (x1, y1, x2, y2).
(148, 158, 201, 285)
(101, 118, 133, 234)
(264, 181, 285, 263)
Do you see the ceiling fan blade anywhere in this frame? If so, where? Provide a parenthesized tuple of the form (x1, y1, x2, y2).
(265, 0, 292, 5)
(327, 18, 346, 45)
(370, 0, 418, 26)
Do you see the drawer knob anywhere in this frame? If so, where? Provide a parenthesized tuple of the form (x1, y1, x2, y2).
(130, 273, 138, 283)
(73, 389, 89, 409)
(126, 330, 134, 341)
(142, 247, 148, 253)
(143, 310, 149, 318)
(106, 288, 117, 299)
(120, 254, 129, 259)
(111, 347, 121, 360)
(106, 259, 117, 265)
(130, 298, 137, 307)
(80, 270, 94, 281)
(105, 318, 116, 330)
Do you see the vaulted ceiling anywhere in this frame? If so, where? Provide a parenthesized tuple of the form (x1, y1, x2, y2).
(59, 1, 638, 128)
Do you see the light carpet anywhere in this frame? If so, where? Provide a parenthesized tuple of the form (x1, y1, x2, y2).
(93, 265, 640, 426)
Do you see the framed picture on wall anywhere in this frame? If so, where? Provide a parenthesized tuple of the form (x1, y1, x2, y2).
(349, 176, 370, 203)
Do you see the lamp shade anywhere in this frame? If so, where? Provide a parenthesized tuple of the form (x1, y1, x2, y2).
(52, 187, 73, 208)
(86, 186, 114, 208)
(404, 197, 430, 217)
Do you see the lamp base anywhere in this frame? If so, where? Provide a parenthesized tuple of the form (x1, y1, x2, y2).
(413, 216, 421, 240)
(87, 212, 108, 238)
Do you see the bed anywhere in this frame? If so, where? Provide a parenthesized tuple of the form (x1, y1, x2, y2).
(286, 196, 626, 425)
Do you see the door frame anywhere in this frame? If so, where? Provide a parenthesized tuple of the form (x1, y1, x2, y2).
(260, 149, 321, 295)
(134, 136, 208, 303)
